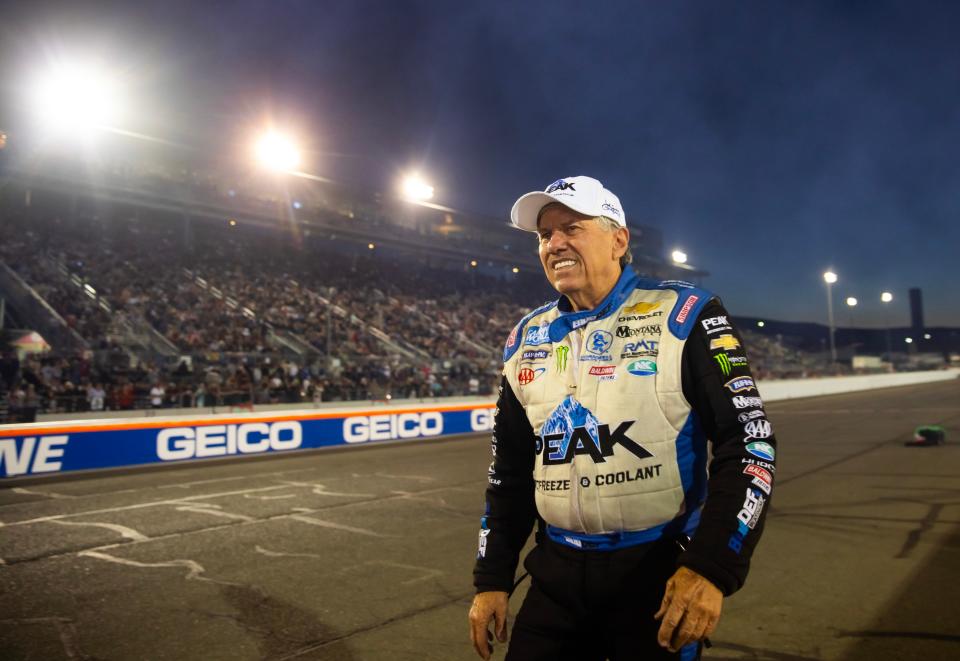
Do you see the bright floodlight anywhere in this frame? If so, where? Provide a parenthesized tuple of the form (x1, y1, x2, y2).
(924, 333, 931, 340)
(846, 297, 858, 307)
(255, 132, 300, 171)
(31, 63, 121, 131)
(905, 337, 913, 344)
(881, 291, 893, 303)
(757, 321, 765, 328)
(671, 250, 688, 264)
(401, 174, 434, 201)
(823, 271, 838, 284)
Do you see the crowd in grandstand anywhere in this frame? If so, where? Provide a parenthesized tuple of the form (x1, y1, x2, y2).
(0, 207, 532, 420)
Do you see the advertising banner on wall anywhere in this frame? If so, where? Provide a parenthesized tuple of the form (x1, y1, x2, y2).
(0, 402, 497, 479)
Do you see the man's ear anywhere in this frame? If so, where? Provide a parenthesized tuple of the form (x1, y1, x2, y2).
(613, 227, 630, 259)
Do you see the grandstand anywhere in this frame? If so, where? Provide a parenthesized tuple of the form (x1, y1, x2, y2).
(0, 154, 704, 422)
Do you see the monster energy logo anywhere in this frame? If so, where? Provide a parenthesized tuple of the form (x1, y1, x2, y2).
(556, 345, 569, 372)
(714, 353, 732, 376)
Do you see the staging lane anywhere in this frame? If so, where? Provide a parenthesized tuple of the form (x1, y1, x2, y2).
(1, 378, 959, 660)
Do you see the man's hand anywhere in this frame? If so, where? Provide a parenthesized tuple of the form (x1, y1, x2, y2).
(469, 590, 509, 659)
(654, 566, 723, 653)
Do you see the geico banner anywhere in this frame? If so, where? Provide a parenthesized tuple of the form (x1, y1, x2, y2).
(0, 404, 496, 479)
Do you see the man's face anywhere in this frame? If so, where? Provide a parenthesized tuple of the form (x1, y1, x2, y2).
(536, 204, 627, 302)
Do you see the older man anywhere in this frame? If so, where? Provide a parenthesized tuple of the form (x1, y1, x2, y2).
(469, 176, 776, 660)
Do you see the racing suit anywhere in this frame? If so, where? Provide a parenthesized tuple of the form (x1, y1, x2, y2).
(473, 268, 777, 660)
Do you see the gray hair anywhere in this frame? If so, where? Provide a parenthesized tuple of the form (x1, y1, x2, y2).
(595, 216, 633, 267)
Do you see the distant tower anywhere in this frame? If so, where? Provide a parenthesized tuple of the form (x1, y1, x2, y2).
(909, 288, 924, 334)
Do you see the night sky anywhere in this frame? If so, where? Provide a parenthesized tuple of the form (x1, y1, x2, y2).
(2, 1, 958, 327)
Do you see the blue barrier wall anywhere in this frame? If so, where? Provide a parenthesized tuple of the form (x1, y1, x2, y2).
(0, 403, 497, 479)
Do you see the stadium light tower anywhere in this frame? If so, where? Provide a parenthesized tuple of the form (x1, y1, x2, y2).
(823, 271, 838, 365)
(30, 62, 122, 133)
(401, 173, 434, 201)
(671, 249, 688, 264)
(254, 131, 301, 172)
(881, 291, 893, 358)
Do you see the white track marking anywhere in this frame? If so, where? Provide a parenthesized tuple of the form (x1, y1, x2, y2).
(254, 545, 322, 559)
(11, 487, 75, 499)
(79, 549, 237, 585)
(276, 480, 374, 498)
(0, 557, 6, 565)
(373, 473, 436, 482)
(5, 484, 293, 527)
(157, 466, 319, 489)
(48, 520, 149, 542)
(377, 561, 445, 585)
(175, 506, 255, 522)
(243, 493, 296, 500)
(288, 514, 387, 537)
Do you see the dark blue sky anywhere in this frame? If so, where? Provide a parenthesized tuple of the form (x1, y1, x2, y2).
(3, 1, 959, 327)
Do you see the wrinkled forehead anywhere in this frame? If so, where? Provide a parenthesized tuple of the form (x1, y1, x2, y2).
(535, 202, 595, 230)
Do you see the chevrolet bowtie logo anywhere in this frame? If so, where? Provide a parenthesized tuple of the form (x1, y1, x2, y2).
(622, 301, 660, 315)
(710, 334, 740, 352)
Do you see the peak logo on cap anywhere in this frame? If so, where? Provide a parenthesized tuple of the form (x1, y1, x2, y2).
(546, 180, 576, 194)
(510, 175, 626, 232)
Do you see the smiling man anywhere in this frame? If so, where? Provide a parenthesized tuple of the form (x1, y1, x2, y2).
(468, 176, 777, 660)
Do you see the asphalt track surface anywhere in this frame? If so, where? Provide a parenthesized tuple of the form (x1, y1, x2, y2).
(1, 378, 958, 661)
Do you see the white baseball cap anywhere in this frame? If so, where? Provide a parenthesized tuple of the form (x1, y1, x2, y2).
(510, 176, 626, 232)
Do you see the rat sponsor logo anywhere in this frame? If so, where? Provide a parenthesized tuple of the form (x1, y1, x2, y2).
(621, 339, 659, 359)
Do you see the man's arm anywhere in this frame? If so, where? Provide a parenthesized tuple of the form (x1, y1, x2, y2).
(472, 376, 537, 592)
(656, 299, 777, 652)
(678, 299, 777, 594)
(469, 376, 537, 659)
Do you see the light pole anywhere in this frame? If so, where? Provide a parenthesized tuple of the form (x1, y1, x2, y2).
(880, 291, 893, 359)
(845, 297, 858, 356)
(823, 271, 838, 365)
